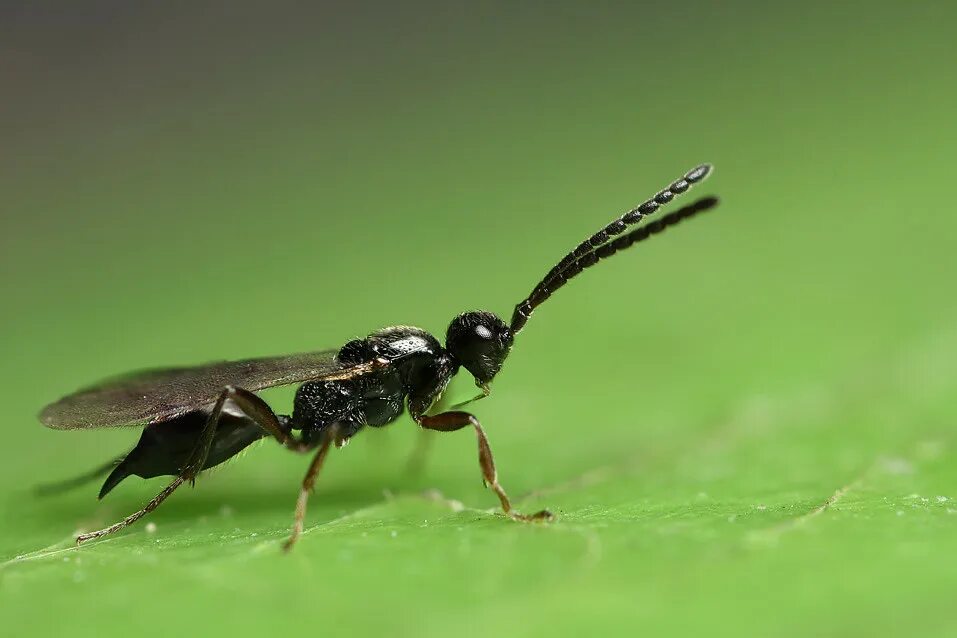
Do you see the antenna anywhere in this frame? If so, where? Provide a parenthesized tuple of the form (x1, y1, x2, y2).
(510, 165, 716, 333)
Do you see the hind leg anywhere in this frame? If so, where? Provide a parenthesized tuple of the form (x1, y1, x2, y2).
(282, 424, 340, 552)
(75, 476, 188, 543)
(76, 386, 306, 544)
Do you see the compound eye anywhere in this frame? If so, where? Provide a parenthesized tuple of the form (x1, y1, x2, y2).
(475, 324, 493, 340)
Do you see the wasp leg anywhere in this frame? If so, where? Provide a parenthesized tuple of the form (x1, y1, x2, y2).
(75, 475, 188, 544)
(218, 386, 310, 453)
(283, 425, 339, 552)
(416, 411, 553, 522)
(76, 386, 306, 544)
(75, 389, 233, 543)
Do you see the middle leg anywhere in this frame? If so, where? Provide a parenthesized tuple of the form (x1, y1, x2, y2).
(282, 424, 340, 552)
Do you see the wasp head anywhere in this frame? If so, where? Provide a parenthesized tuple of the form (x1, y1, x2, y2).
(445, 310, 513, 386)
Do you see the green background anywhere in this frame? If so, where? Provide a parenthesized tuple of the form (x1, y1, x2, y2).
(2, 2, 956, 636)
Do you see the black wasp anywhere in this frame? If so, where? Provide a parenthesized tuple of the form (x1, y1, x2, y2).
(40, 165, 718, 550)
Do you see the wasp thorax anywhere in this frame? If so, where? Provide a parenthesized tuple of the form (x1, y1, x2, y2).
(445, 310, 513, 385)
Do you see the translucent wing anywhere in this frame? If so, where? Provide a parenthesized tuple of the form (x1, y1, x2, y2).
(39, 349, 380, 429)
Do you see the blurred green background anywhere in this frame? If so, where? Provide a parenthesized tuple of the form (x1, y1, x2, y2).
(2, 2, 956, 636)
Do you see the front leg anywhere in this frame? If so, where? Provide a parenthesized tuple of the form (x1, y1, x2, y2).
(404, 384, 489, 475)
(416, 411, 553, 522)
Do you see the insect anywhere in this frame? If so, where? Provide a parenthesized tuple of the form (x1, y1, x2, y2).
(39, 165, 718, 550)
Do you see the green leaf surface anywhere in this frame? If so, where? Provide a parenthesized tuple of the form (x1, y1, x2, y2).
(2, 3, 956, 637)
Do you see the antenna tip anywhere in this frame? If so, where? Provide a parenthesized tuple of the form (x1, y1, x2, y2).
(685, 164, 713, 183)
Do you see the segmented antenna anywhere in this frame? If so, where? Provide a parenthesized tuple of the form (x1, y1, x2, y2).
(510, 164, 715, 333)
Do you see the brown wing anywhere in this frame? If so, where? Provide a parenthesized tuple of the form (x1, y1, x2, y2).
(39, 349, 382, 430)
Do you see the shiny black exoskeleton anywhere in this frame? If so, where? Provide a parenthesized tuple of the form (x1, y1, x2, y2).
(292, 312, 511, 442)
(41, 164, 718, 550)
(106, 312, 513, 492)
